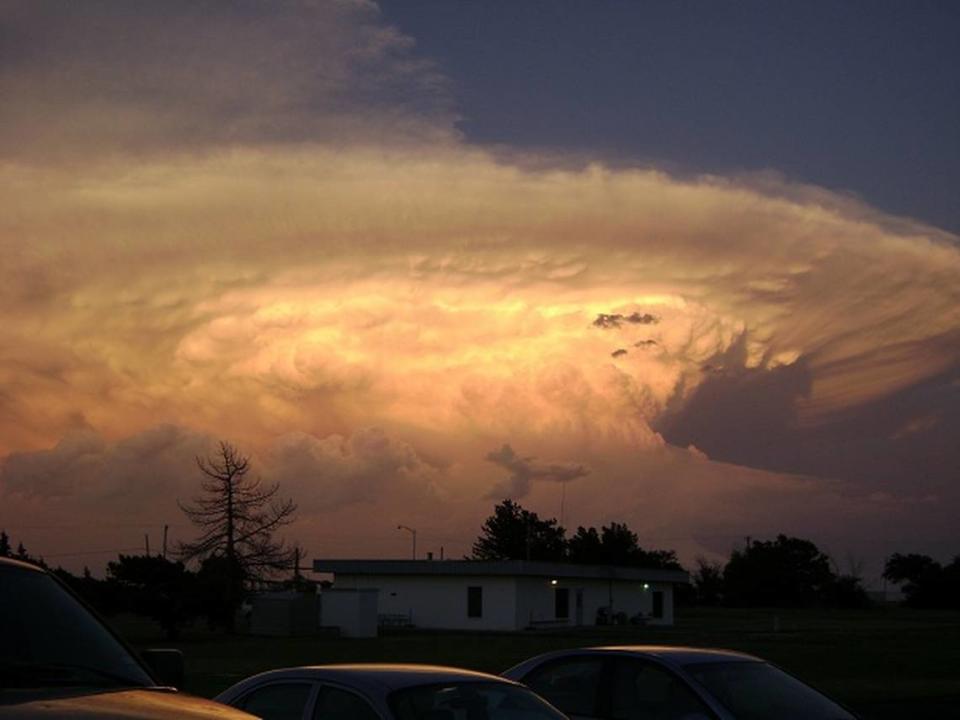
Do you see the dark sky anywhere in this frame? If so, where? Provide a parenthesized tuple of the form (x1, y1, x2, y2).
(380, 1, 960, 233)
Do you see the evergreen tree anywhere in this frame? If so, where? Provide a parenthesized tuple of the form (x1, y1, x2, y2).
(471, 499, 566, 561)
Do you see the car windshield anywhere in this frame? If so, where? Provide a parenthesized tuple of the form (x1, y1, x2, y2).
(390, 681, 568, 720)
(683, 661, 856, 720)
(0, 563, 154, 690)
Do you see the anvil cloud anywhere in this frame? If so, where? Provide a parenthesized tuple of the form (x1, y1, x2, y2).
(1, 1, 958, 573)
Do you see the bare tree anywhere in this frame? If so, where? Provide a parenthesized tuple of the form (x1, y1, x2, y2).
(177, 441, 296, 628)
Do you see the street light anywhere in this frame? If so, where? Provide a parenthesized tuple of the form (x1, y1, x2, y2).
(397, 524, 417, 559)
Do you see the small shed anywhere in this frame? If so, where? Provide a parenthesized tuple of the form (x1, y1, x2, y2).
(319, 588, 379, 638)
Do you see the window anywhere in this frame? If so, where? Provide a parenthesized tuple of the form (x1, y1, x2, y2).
(555, 587, 569, 619)
(241, 682, 313, 720)
(314, 685, 382, 720)
(523, 656, 604, 719)
(611, 660, 714, 720)
(467, 586, 483, 618)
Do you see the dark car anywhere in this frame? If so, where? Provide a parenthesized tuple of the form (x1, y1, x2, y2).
(215, 664, 569, 720)
(0, 556, 254, 719)
(503, 646, 857, 720)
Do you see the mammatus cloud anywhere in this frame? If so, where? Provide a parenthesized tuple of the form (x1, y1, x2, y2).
(485, 444, 590, 499)
(1, 1, 959, 572)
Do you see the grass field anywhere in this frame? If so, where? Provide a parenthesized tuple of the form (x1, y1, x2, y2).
(115, 607, 960, 720)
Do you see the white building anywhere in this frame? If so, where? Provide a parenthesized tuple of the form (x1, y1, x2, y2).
(312, 559, 688, 631)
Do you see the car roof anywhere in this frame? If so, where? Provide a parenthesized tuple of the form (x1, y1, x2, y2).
(0, 556, 46, 572)
(227, 664, 520, 694)
(508, 646, 760, 672)
(589, 645, 760, 664)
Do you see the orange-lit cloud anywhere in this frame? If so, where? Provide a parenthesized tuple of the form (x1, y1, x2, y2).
(1, 1, 959, 572)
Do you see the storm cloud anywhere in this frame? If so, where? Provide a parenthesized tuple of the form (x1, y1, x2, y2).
(1, 1, 958, 573)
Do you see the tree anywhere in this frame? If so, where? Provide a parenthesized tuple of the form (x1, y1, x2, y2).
(177, 441, 297, 630)
(471, 499, 566, 561)
(723, 534, 834, 607)
(107, 554, 197, 639)
(568, 521, 682, 570)
(567, 526, 603, 563)
(884, 553, 960, 609)
(0, 531, 45, 567)
(692, 557, 724, 606)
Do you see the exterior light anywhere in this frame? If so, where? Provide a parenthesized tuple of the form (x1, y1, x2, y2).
(550, 579, 558, 586)
(642, 583, 650, 591)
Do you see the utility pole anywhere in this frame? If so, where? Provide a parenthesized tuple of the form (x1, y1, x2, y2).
(162, 525, 169, 559)
(397, 525, 417, 560)
(144, 533, 150, 556)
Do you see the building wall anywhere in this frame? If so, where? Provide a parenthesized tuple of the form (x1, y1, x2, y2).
(516, 577, 674, 627)
(335, 573, 518, 631)
(334, 573, 675, 630)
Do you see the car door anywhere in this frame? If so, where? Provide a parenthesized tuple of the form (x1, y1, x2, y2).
(608, 658, 718, 720)
(521, 654, 607, 720)
(236, 680, 318, 720)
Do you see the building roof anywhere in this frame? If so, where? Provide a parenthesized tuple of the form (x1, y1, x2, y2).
(312, 559, 688, 584)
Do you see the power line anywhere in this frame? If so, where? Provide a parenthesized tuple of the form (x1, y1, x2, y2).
(42, 547, 144, 559)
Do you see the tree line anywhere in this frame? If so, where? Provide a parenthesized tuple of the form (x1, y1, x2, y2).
(470, 499, 682, 569)
(4, 451, 959, 638)
(469, 500, 960, 610)
(0, 441, 303, 638)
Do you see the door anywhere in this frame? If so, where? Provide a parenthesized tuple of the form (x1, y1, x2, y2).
(652, 591, 664, 620)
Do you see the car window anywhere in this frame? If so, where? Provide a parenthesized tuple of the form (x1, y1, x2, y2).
(684, 661, 856, 720)
(523, 656, 605, 718)
(314, 685, 381, 720)
(241, 681, 313, 720)
(0, 564, 153, 689)
(611, 659, 715, 720)
(390, 681, 567, 720)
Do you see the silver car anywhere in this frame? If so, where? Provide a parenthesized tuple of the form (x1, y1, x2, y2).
(215, 664, 569, 720)
(502, 646, 857, 720)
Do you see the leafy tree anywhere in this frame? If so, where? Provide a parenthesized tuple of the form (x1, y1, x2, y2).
(107, 554, 197, 639)
(883, 553, 941, 606)
(567, 526, 603, 563)
(823, 573, 872, 609)
(568, 521, 682, 570)
(0, 530, 10, 557)
(723, 534, 834, 607)
(471, 499, 566, 561)
(692, 557, 724, 606)
(884, 553, 960, 609)
(177, 441, 297, 630)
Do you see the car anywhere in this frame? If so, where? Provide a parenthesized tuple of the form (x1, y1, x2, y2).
(502, 646, 858, 720)
(214, 664, 570, 720)
(0, 556, 255, 719)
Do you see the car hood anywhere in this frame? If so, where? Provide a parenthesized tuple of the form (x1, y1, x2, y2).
(0, 687, 256, 719)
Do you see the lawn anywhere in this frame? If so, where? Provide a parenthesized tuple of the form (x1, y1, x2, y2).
(115, 606, 960, 720)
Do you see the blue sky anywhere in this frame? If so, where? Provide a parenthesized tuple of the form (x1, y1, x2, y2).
(381, 1, 960, 233)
